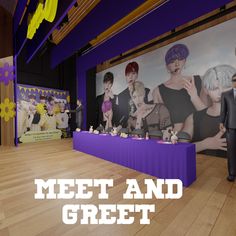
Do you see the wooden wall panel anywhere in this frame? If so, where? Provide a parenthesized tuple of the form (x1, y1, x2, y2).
(0, 6, 15, 146)
(0, 6, 13, 58)
(0, 80, 15, 146)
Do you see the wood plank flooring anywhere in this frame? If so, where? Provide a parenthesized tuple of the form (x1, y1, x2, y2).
(0, 139, 235, 236)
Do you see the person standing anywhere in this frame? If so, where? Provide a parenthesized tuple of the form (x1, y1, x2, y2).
(220, 73, 236, 182)
(66, 99, 83, 129)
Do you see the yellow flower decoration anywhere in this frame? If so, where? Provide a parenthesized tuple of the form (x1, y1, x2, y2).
(66, 95, 70, 103)
(0, 98, 16, 122)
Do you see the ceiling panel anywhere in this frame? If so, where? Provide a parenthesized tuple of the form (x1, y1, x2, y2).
(52, 0, 101, 45)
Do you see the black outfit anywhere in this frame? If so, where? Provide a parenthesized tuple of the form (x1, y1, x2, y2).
(75, 105, 83, 129)
(159, 75, 202, 124)
(220, 89, 236, 176)
(32, 112, 41, 124)
(96, 93, 118, 128)
(118, 87, 150, 128)
(69, 106, 83, 129)
(192, 108, 226, 157)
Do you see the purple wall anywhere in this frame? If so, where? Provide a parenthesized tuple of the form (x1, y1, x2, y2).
(14, 0, 39, 56)
(51, 0, 145, 68)
(13, 0, 28, 35)
(51, 0, 233, 128)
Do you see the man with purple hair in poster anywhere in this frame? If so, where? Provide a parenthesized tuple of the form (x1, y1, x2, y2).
(152, 43, 207, 131)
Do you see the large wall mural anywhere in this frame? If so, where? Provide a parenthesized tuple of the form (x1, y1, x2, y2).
(96, 18, 236, 157)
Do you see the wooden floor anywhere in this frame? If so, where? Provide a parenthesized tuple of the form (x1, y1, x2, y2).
(0, 139, 235, 236)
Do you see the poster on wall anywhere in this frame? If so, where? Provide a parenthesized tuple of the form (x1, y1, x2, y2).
(96, 18, 236, 157)
(17, 84, 70, 143)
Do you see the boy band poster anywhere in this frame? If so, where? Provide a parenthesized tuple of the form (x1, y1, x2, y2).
(17, 84, 70, 143)
(96, 18, 236, 157)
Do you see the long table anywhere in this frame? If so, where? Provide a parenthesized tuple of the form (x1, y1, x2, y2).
(73, 131, 196, 187)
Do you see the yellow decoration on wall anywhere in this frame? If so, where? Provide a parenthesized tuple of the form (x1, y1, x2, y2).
(27, 0, 58, 39)
(44, 0, 58, 22)
(27, 1, 44, 39)
(0, 98, 16, 122)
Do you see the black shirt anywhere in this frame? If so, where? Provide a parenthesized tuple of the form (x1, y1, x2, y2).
(193, 108, 226, 158)
(159, 75, 202, 124)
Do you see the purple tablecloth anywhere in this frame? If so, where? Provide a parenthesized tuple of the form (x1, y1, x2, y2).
(73, 132, 196, 187)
